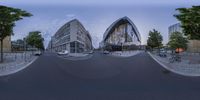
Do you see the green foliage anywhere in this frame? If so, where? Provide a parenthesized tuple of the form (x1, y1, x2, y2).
(0, 5, 32, 62)
(168, 31, 188, 50)
(174, 6, 200, 40)
(0, 5, 32, 40)
(147, 29, 163, 49)
(26, 31, 44, 50)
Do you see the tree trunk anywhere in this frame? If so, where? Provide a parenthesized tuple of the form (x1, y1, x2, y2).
(0, 39, 3, 63)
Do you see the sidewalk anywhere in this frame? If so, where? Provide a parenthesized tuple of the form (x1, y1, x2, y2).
(0, 52, 38, 76)
(148, 52, 200, 76)
(110, 50, 142, 57)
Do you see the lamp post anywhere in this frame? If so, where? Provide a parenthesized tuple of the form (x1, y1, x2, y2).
(23, 37, 27, 62)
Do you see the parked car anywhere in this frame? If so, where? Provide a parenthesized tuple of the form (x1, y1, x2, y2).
(169, 54, 181, 63)
(83, 51, 94, 54)
(57, 50, 69, 55)
(34, 51, 42, 56)
(103, 51, 109, 54)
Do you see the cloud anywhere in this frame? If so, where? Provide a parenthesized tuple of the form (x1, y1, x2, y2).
(12, 16, 74, 48)
(1, 0, 200, 6)
(10, 4, 186, 49)
(66, 14, 76, 19)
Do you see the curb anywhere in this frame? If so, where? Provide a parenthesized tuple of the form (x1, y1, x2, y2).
(109, 51, 143, 58)
(0, 57, 38, 76)
(148, 52, 200, 77)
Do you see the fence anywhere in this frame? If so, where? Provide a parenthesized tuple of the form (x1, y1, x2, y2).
(2, 52, 35, 63)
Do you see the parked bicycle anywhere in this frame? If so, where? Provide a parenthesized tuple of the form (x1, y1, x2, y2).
(169, 54, 181, 63)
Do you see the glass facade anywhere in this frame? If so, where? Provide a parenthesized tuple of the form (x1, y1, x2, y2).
(70, 41, 84, 53)
(106, 23, 140, 45)
(168, 23, 183, 40)
(102, 17, 141, 51)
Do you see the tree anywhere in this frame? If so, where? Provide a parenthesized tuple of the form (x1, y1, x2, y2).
(0, 5, 32, 62)
(174, 6, 200, 40)
(147, 29, 163, 49)
(168, 31, 188, 50)
(26, 31, 44, 50)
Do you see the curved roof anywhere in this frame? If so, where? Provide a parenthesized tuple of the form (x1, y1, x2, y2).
(103, 16, 141, 43)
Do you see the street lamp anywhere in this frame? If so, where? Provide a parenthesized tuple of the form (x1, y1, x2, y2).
(23, 37, 27, 62)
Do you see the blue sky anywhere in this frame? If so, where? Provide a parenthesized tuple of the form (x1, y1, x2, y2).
(1, 0, 200, 48)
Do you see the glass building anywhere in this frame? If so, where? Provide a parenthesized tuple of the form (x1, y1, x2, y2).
(100, 16, 141, 51)
(168, 23, 183, 40)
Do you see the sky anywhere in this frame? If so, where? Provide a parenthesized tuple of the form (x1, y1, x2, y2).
(1, 0, 200, 48)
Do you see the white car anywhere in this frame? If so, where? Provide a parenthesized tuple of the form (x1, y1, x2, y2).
(34, 51, 42, 56)
(57, 50, 69, 55)
(103, 51, 109, 54)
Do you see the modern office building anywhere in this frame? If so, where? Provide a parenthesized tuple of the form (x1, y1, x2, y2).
(11, 39, 25, 51)
(100, 16, 141, 51)
(168, 23, 183, 39)
(0, 36, 11, 52)
(49, 19, 93, 53)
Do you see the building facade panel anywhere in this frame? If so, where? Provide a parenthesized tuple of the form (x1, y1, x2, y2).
(168, 23, 183, 40)
(101, 16, 141, 51)
(49, 19, 93, 53)
(0, 36, 11, 52)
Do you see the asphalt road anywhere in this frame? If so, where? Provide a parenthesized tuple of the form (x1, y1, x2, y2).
(1, 51, 200, 100)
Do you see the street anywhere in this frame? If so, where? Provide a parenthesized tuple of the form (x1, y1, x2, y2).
(0, 52, 200, 100)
